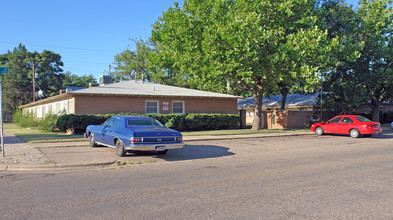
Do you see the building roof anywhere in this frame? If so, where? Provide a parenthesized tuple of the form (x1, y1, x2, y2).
(68, 80, 240, 99)
(238, 93, 320, 108)
(20, 80, 240, 108)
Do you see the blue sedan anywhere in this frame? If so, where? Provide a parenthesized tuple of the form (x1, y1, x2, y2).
(85, 116, 184, 157)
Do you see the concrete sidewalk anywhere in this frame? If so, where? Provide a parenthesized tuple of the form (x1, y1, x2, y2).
(0, 130, 312, 171)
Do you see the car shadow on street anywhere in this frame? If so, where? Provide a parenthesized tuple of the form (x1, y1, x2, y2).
(372, 129, 393, 139)
(316, 129, 393, 139)
(129, 144, 235, 161)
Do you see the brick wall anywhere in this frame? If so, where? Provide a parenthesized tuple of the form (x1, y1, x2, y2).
(73, 95, 238, 115)
(266, 110, 315, 129)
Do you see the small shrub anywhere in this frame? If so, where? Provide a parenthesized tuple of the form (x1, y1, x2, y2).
(13, 110, 39, 128)
(144, 114, 183, 130)
(55, 113, 239, 133)
(304, 118, 317, 129)
(184, 113, 239, 131)
(38, 112, 59, 132)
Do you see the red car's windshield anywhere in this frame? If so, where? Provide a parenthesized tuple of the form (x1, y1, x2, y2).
(355, 116, 372, 122)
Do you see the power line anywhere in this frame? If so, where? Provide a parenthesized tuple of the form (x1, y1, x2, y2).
(0, 40, 120, 53)
(63, 60, 114, 65)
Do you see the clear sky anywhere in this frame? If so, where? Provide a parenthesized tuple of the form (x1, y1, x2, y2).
(1, 0, 359, 81)
(1, 0, 181, 80)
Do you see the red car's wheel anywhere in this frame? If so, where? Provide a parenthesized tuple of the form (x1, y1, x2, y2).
(315, 127, 324, 136)
(350, 129, 360, 138)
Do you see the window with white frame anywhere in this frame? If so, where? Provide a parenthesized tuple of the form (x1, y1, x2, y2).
(48, 104, 52, 114)
(42, 106, 46, 117)
(146, 101, 159, 114)
(172, 101, 184, 114)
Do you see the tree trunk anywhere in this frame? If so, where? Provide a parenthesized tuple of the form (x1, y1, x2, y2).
(251, 82, 264, 130)
(370, 101, 381, 122)
(280, 87, 289, 110)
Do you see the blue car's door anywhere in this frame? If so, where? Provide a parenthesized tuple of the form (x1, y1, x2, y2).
(92, 127, 104, 143)
(99, 118, 115, 145)
(103, 118, 121, 146)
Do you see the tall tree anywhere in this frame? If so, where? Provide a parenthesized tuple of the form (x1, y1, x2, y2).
(0, 44, 65, 113)
(113, 39, 154, 82)
(317, 0, 366, 116)
(151, 0, 338, 129)
(0, 44, 31, 114)
(62, 71, 97, 88)
(28, 50, 64, 97)
(351, 0, 393, 122)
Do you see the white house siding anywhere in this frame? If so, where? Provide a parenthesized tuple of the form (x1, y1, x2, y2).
(24, 98, 73, 118)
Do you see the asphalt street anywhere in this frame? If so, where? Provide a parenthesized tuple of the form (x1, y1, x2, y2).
(1, 132, 393, 219)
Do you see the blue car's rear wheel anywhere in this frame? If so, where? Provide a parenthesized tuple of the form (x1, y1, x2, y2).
(116, 140, 127, 157)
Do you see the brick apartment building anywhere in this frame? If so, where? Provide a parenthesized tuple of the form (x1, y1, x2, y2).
(20, 80, 239, 117)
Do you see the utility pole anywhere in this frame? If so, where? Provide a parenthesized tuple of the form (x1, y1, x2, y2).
(32, 63, 35, 102)
(0, 66, 9, 157)
(320, 73, 323, 121)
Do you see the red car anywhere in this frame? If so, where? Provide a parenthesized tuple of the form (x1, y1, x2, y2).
(310, 115, 382, 138)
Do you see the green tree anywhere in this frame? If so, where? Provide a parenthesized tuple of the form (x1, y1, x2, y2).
(62, 71, 97, 88)
(0, 44, 65, 113)
(0, 44, 31, 114)
(113, 39, 154, 82)
(320, 0, 393, 122)
(151, 0, 338, 129)
(317, 0, 366, 116)
(28, 50, 64, 97)
(351, 0, 393, 122)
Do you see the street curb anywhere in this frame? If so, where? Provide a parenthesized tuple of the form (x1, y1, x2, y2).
(0, 161, 116, 171)
(183, 132, 313, 142)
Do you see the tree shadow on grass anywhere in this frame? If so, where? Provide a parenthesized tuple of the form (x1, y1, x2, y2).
(8, 134, 84, 143)
(3, 135, 25, 144)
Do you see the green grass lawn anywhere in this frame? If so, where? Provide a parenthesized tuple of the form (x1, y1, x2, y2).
(4, 123, 85, 143)
(181, 128, 308, 136)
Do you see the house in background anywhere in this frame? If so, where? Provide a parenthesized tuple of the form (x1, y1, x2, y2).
(238, 93, 393, 129)
(238, 93, 320, 129)
(20, 80, 240, 117)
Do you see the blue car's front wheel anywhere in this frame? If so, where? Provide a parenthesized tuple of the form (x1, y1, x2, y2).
(89, 134, 97, 147)
(116, 140, 127, 157)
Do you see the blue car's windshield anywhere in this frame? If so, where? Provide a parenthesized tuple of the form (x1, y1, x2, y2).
(127, 119, 163, 127)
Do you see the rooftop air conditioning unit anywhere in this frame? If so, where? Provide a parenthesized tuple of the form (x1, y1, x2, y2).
(99, 75, 113, 85)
